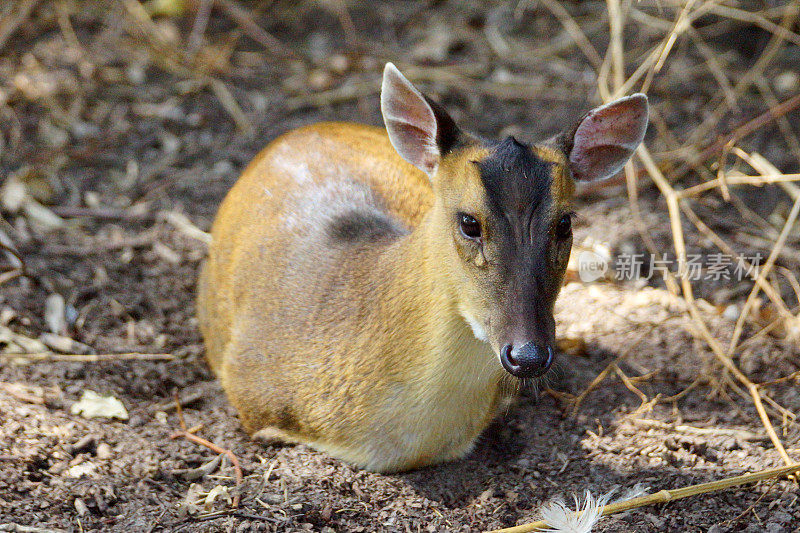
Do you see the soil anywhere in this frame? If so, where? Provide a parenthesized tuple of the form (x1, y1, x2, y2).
(1, 1, 800, 532)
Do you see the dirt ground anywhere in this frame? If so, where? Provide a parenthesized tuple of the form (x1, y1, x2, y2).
(1, 1, 800, 531)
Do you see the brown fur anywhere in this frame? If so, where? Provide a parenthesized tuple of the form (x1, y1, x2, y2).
(197, 122, 575, 472)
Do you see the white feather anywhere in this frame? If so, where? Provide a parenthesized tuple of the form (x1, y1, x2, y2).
(538, 485, 649, 533)
(539, 490, 609, 533)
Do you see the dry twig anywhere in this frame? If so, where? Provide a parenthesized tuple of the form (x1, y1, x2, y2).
(1, 352, 175, 362)
(171, 395, 243, 507)
(487, 462, 800, 533)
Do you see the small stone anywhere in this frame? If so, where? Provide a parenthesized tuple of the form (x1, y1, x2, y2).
(84, 191, 100, 208)
(212, 160, 234, 176)
(96, 443, 113, 460)
(66, 461, 97, 478)
(126, 64, 146, 84)
(0, 306, 16, 325)
(775, 70, 799, 94)
(307, 69, 332, 91)
(328, 54, 349, 74)
(160, 132, 181, 154)
(40, 333, 93, 354)
(1, 175, 28, 213)
(70, 121, 99, 139)
(723, 304, 739, 321)
(74, 497, 89, 517)
(70, 390, 128, 420)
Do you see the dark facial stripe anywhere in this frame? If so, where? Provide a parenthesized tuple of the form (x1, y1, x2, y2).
(477, 136, 553, 244)
(478, 137, 560, 347)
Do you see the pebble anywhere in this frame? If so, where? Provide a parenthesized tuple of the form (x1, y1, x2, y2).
(126, 63, 146, 84)
(307, 69, 332, 91)
(774, 70, 799, 94)
(96, 442, 113, 460)
(39, 333, 93, 354)
(722, 304, 739, 321)
(74, 498, 89, 517)
(329, 54, 349, 74)
(212, 160, 234, 176)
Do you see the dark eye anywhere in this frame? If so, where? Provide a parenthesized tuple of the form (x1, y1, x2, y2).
(459, 213, 482, 240)
(555, 214, 572, 239)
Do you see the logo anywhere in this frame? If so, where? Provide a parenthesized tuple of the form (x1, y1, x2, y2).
(577, 250, 608, 282)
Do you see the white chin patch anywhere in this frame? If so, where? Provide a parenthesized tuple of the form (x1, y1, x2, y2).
(462, 312, 488, 342)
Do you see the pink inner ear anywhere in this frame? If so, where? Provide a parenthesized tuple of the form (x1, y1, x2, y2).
(381, 63, 440, 176)
(388, 123, 438, 173)
(570, 94, 648, 182)
(384, 80, 436, 134)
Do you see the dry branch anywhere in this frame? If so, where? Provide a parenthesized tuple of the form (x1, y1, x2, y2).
(171, 395, 244, 508)
(215, 0, 295, 59)
(487, 462, 800, 533)
(591, 0, 800, 474)
(1, 352, 176, 362)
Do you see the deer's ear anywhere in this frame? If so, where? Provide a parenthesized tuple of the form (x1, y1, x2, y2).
(562, 94, 649, 182)
(381, 63, 459, 177)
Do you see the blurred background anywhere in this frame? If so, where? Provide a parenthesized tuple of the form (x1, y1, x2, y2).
(1, 1, 800, 531)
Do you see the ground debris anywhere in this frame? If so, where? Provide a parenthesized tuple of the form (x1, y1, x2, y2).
(70, 390, 129, 420)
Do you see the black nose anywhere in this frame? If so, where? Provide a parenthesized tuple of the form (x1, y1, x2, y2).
(500, 342, 554, 378)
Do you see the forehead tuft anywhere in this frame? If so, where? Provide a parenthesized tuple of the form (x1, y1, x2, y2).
(477, 136, 554, 217)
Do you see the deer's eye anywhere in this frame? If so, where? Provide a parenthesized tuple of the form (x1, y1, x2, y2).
(555, 214, 572, 239)
(459, 213, 482, 240)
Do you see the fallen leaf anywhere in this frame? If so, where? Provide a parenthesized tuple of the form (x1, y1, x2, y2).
(204, 484, 232, 510)
(66, 461, 98, 478)
(177, 483, 205, 517)
(70, 390, 129, 420)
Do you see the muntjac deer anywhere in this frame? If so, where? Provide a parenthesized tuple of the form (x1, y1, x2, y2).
(197, 63, 648, 473)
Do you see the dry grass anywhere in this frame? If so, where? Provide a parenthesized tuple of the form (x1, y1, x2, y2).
(595, 0, 800, 472)
(509, 0, 800, 529)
